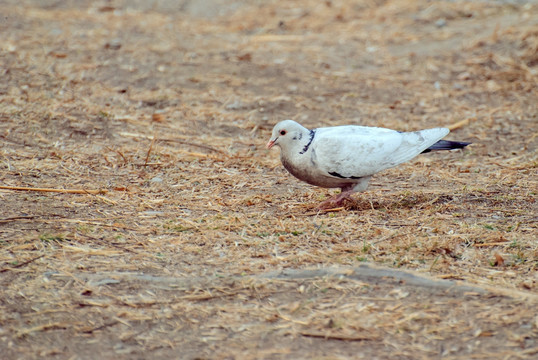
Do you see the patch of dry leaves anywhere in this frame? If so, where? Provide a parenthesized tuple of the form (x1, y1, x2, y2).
(0, 0, 537, 358)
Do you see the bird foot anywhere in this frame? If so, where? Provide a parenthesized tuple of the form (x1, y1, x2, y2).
(317, 191, 355, 210)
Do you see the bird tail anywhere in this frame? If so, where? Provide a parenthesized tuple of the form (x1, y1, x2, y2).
(422, 140, 471, 153)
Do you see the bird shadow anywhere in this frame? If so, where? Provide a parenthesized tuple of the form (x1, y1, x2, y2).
(340, 193, 455, 212)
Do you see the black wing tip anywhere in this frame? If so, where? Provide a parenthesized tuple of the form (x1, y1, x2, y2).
(423, 140, 472, 153)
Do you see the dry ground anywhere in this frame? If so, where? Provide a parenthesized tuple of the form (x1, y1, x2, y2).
(1, 0, 537, 359)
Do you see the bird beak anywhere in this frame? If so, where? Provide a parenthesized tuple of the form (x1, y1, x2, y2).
(266, 138, 276, 149)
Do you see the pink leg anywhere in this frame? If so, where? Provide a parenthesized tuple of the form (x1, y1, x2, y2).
(316, 177, 372, 210)
(317, 189, 355, 210)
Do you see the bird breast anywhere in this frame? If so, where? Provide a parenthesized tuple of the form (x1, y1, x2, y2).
(280, 151, 353, 189)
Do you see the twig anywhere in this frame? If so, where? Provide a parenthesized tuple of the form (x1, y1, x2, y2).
(0, 215, 37, 223)
(299, 331, 379, 341)
(0, 134, 32, 147)
(145, 137, 156, 165)
(133, 162, 163, 167)
(162, 139, 227, 154)
(178, 289, 245, 301)
(69, 220, 138, 231)
(447, 118, 471, 131)
(437, 274, 465, 280)
(303, 207, 345, 215)
(17, 322, 72, 338)
(251, 34, 305, 42)
(0, 186, 107, 194)
(105, 146, 128, 164)
(373, 233, 406, 245)
(322, 207, 345, 213)
(119, 132, 226, 154)
(176, 151, 226, 160)
(277, 313, 310, 326)
(80, 321, 119, 334)
(429, 255, 441, 272)
(473, 242, 509, 247)
(0, 254, 45, 273)
(521, 347, 538, 356)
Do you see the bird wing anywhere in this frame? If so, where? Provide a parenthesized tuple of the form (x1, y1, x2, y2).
(312, 126, 449, 178)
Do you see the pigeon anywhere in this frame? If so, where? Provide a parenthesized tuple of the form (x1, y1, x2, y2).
(266, 120, 470, 209)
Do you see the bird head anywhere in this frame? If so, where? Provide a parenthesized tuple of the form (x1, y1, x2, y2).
(266, 120, 308, 150)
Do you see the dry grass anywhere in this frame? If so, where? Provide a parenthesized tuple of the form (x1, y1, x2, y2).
(1, 0, 537, 359)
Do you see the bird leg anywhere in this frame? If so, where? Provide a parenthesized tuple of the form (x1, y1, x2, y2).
(317, 178, 371, 210)
(317, 189, 356, 210)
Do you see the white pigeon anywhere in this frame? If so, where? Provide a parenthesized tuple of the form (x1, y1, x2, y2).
(266, 120, 470, 209)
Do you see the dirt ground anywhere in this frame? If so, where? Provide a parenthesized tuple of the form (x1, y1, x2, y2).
(1, 0, 537, 359)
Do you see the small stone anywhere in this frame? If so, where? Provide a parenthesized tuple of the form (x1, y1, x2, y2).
(435, 18, 447, 28)
(486, 80, 501, 92)
(225, 100, 245, 110)
(104, 39, 122, 50)
(287, 85, 298, 92)
(520, 280, 533, 290)
(93, 278, 120, 286)
(141, 211, 164, 216)
(457, 72, 471, 80)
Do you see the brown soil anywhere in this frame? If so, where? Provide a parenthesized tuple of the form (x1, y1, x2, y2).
(1, 0, 537, 359)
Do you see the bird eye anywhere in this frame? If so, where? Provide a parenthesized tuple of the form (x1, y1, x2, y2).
(279, 130, 287, 136)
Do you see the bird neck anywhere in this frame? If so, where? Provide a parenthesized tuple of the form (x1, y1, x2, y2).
(299, 129, 316, 155)
(280, 128, 315, 157)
